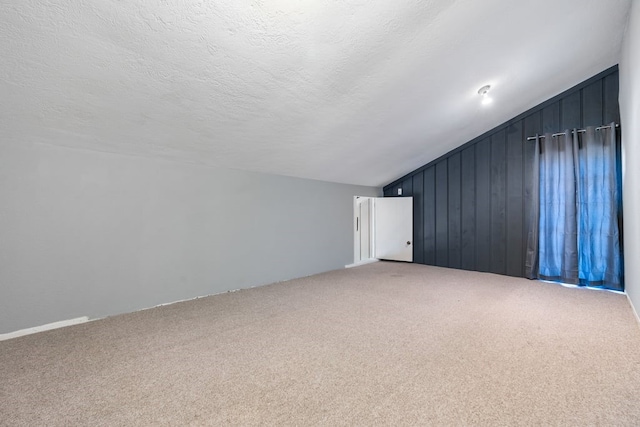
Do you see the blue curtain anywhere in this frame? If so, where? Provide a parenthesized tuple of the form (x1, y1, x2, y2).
(528, 124, 623, 291)
(537, 131, 579, 284)
(575, 125, 623, 290)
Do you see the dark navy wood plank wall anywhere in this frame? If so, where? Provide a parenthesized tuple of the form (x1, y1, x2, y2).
(383, 66, 620, 278)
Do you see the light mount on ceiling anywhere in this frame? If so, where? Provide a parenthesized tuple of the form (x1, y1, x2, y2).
(478, 85, 492, 105)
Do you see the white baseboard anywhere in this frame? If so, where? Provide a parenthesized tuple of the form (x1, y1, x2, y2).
(0, 292, 228, 342)
(0, 271, 349, 341)
(345, 258, 379, 269)
(627, 293, 640, 328)
(0, 316, 90, 341)
(0, 287, 267, 342)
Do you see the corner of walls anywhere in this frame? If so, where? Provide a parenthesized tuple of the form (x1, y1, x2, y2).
(620, 0, 640, 321)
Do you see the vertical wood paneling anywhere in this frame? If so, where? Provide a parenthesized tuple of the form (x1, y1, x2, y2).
(413, 172, 424, 264)
(603, 73, 620, 124)
(490, 130, 507, 275)
(461, 146, 476, 270)
(506, 122, 524, 277)
(435, 162, 448, 267)
(561, 91, 581, 130)
(523, 110, 542, 267)
(542, 102, 561, 133)
(382, 69, 619, 280)
(448, 153, 462, 269)
(423, 167, 436, 265)
(582, 80, 603, 126)
(475, 138, 491, 272)
(402, 178, 413, 197)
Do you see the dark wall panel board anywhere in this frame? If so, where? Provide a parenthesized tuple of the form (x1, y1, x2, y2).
(402, 178, 413, 197)
(490, 130, 507, 275)
(412, 172, 424, 264)
(461, 146, 476, 271)
(423, 167, 436, 265)
(448, 153, 462, 269)
(561, 91, 581, 130)
(604, 73, 620, 124)
(506, 121, 524, 277)
(382, 69, 619, 280)
(523, 110, 542, 265)
(542, 102, 561, 134)
(582, 80, 604, 127)
(475, 138, 491, 272)
(435, 162, 449, 267)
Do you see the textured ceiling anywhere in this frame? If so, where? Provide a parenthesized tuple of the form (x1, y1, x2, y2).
(0, 0, 632, 186)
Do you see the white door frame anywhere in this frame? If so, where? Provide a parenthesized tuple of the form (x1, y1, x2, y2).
(349, 196, 376, 267)
(349, 196, 414, 267)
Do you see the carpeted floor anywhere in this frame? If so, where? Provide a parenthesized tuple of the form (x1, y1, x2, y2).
(1, 262, 640, 426)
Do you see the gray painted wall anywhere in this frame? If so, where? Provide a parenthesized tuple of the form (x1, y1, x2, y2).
(620, 1, 640, 319)
(0, 142, 379, 333)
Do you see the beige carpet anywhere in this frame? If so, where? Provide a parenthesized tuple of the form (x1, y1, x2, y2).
(2, 262, 640, 426)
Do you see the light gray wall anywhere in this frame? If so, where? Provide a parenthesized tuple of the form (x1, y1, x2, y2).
(620, 1, 640, 319)
(0, 142, 379, 333)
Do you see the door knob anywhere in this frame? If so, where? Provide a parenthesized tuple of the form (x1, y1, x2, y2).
(407, 241, 411, 245)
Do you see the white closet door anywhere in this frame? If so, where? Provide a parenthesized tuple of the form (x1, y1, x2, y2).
(374, 197, 413, 262)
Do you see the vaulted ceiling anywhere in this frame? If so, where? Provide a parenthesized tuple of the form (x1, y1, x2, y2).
(0, 0, 632, 186)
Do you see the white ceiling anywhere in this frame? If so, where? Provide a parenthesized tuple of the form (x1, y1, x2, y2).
(0, 0, 632, 187)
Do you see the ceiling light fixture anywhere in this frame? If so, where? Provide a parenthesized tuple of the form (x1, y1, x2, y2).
(478, 85, 492, 105)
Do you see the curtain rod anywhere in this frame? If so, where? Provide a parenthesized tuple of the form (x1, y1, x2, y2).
(526, 123, 619, 141)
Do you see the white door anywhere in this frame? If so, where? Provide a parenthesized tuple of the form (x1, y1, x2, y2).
(374, 197, 413, 262)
